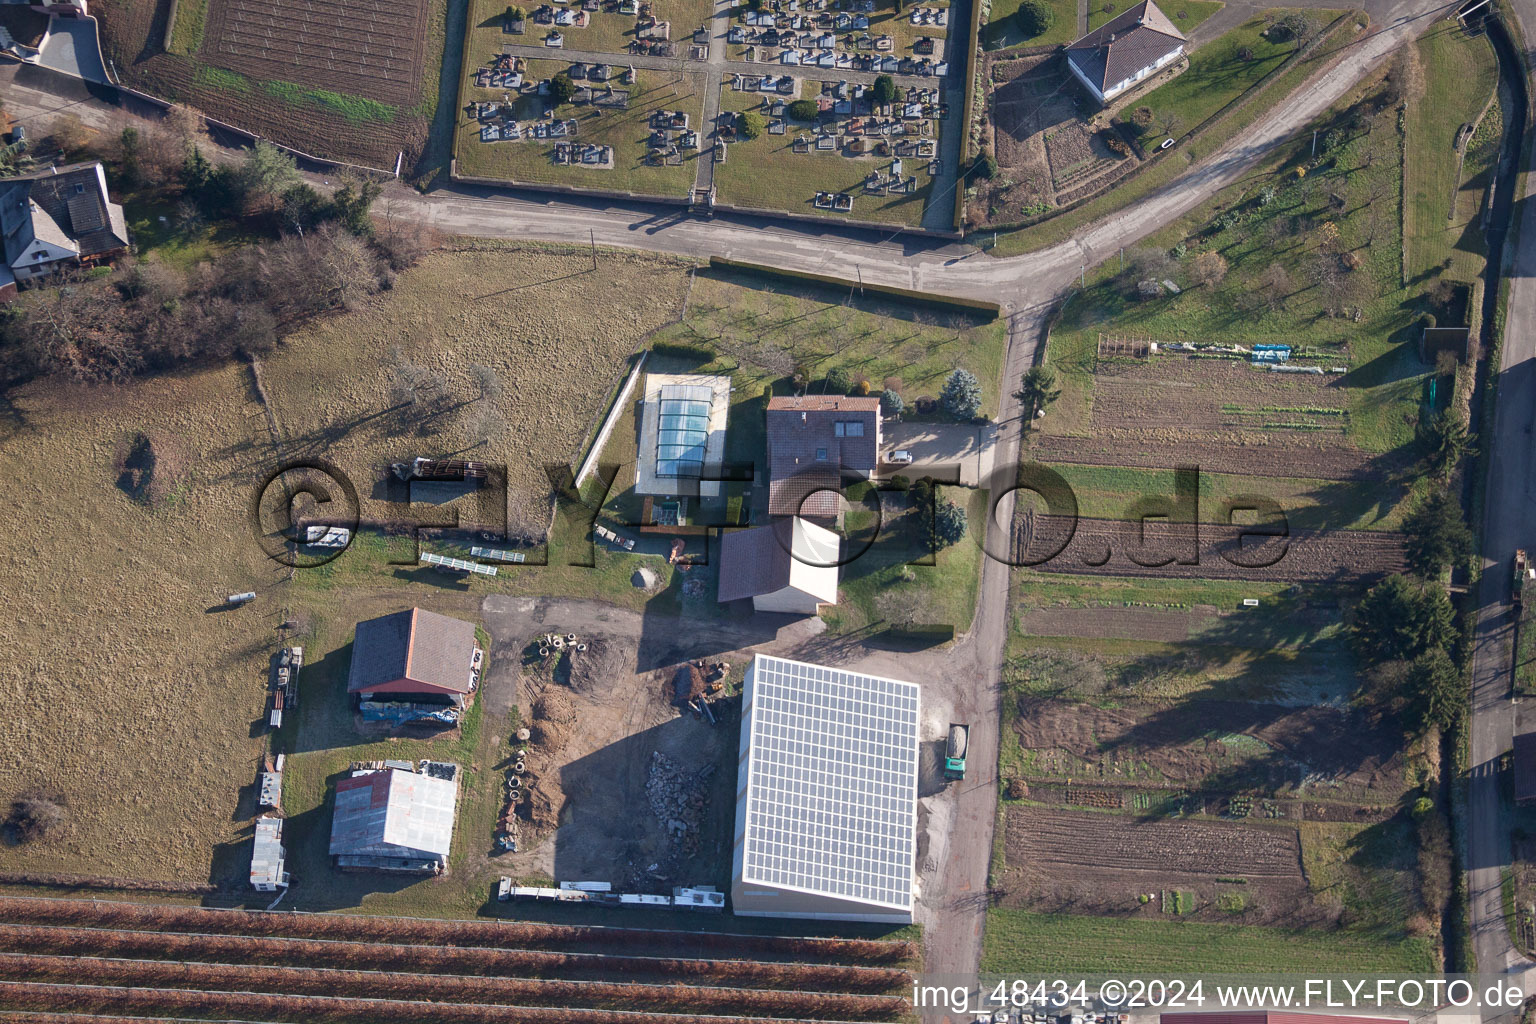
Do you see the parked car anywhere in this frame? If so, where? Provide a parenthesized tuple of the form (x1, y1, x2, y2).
(888, 449, 914, 464)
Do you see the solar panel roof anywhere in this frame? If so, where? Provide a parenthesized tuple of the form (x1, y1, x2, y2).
(740, 654, 919, 910)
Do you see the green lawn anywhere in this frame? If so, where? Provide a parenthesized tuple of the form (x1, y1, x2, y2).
(983, 0, 1079, 50)
(1117, 13, 1290, 148)
(988, 9, 1357, 254)
(1088, 0, 1223, 32)
(712, 87, 942, 228)
(1403, 21, 1499, 288)
(166, 0, 209, 56)
(1040, 59, 1435, 459)
(982, 908, 1438, 975)
(825, 486, 985, 635)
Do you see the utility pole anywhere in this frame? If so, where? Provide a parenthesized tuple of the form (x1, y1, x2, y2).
(856, 265, 863, 295)
(1080, 263, 1085, 287)
(1119, 247, 1124, 273)
(1311, 129, 1318, 157)
(590, 229, 597, 270)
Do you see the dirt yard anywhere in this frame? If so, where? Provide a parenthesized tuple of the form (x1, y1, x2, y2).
(977, 54, 1135, 225)
(995, 806, 1321, 925)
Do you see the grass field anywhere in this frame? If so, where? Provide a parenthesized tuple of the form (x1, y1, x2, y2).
(826, 486, 986, 634)
(981, 908, 1437, 974)
(166, 0, 209, 56)
(1088, 0, 1223, 32)
(711, 87, 942, 228)
(1040, 56, 1431, 457)
(1119, 15, 1291, 149)
(988, 9, 1357, 254)
(1403, 21, 1500, 287)
(983, 0, 1079, 50)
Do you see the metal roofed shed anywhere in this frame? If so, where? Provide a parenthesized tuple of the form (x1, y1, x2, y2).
(250, 815, 289, 891)
(635, 373, 731, 499)
(330, 767, 460, 873)
(731, 653, 919, 923)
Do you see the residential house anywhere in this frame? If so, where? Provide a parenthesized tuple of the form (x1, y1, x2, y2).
(765, 394, 882, 519)
(0, 161, 128, 299)
(1065, 0, 1185, 105)
(717, 516, 840, 614)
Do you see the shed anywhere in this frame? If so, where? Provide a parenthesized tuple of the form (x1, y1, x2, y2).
(347, 608, 479, 701)
(330, 767, 459, 872)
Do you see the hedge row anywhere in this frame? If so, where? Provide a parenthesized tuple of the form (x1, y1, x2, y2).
(708, 257, 1003, 320)
(0, 982, 875, 1024)
(0, 924, 907, 996)
(0, 897, 914, 966)
(0, 954, 907, 1021)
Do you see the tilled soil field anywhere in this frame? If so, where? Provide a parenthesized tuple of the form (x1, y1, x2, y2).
(203, 0, 428, 107)
(1008, 698, 1407, 801)
(1025, 433, 1406, 481)
(1090, 357, 1352, 435)
(96, 0, 430, 167)
(997, 806, 1318, 925)
(1015, 514, 1406, 582)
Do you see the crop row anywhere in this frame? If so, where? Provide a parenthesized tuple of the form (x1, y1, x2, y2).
(0, 953, 907, 1021)
(0, 981, 876, 1024)
(0, 922, 907, 994)
(0, 898, 914, 966)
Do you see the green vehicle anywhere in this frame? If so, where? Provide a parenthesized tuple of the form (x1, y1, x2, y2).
(945, 723, 969, 781)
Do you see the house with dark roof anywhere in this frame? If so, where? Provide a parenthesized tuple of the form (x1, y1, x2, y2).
(329, 766, 459, 873)
(348, 607, 480, 707)
(1065, 0, 1186, 106)
(0, 161, 128, 299)
(765, 395, 882, 519)
(718, 516, 840, 613)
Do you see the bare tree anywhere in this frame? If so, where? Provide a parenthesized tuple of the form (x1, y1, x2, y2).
(1189, 251, 1229, 289)
(49, 113, 91, 159)
(465, 401, 504, 446)
(6, 792, 66, 842)
(470, 363, 502, 400)
(1257, 263, 1293, 310)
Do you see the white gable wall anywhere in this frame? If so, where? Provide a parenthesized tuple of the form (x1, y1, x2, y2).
(12, 237, 78, 280)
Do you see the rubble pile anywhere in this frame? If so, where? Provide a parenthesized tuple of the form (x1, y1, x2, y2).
(645, 751, 714, 856)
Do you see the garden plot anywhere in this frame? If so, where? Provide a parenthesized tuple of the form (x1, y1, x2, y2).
(203, 0, 429, 106)
(981, 55, 1133, 221)
(1006, 697, 1407, 805)
(997, 807, 1313, 924)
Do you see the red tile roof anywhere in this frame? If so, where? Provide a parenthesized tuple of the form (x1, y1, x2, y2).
(347, 608, 478, 696)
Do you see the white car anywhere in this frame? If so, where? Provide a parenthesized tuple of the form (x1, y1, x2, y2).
(888, 449, 915, 464)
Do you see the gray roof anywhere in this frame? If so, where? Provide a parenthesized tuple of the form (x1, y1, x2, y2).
(347, 608, 478, 695)
(329, 768, 458, 861)
(0, 162, 128, 267)
(1066, 0, 1185, 92)
(250, 816, 286, 887)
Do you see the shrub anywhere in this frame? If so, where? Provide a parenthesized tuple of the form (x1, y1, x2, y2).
(738, 110, 766, 140)
(824, 365, 854, 393)
(6, 793, 66, 842)
(1103, 132, 1130, 157)
(787, 99, 819, 121)
(940, 368, 982, 419)
(855, 377, 872, 395)
(1015, 0, 1055, 37)
(887, 474, 910, 491)
(872, 74, 898, 105)
(1412, 796, 1435, 819)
